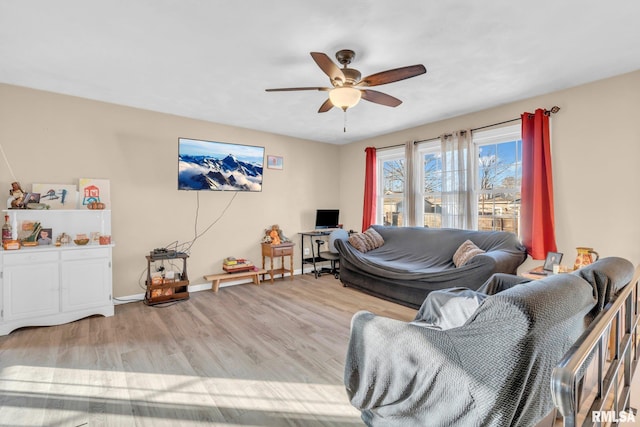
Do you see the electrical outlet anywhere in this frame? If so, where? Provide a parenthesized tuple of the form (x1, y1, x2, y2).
(304, 247, 310, 256)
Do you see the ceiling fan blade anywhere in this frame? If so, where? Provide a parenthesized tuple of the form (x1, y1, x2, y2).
(265, 87, 330, 92)
(361, 89, 402, 107)
(310, 52, 345, 84)
(357, 64, 427, 87)
(318, 98, 334, 113)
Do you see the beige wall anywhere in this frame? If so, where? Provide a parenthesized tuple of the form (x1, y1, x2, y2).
(3, 70, 639, 298)
(339, 70, 640, 270)
(0, 84, 341, 298)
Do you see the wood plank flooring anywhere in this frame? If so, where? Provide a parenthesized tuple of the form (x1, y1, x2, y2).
(0, 274, 415, 427)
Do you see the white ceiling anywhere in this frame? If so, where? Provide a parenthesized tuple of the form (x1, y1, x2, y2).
(2, 1, 640, 145)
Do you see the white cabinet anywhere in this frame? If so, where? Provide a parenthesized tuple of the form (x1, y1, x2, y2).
(61, 248, 111, 312)
(2, 251, 60, 321)
(0, 209, 114, 336)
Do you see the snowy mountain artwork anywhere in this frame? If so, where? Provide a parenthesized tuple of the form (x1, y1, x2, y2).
(178, 138, 264, 192)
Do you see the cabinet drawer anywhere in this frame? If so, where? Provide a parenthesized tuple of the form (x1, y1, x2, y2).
(3, 251, 58, 266)
(272, 246, 293, 256)
(61, 247, 110, 261)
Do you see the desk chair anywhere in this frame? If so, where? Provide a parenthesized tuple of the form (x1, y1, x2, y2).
(314, 229, 349, 278)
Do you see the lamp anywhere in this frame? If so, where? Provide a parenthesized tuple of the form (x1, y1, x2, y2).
(329, 87, 362, 111)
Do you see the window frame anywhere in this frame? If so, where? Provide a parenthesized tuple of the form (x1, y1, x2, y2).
(376, 147, 406, 227)
(473, 124, 522, 236)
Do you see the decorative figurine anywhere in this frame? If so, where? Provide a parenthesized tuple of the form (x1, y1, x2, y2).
(9, 181, 25, 208)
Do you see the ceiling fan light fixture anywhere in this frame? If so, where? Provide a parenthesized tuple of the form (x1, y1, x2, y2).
(329, 87, 361, 111)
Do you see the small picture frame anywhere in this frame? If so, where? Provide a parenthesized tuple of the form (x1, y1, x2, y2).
(28, 192, 41, 203)
(267, 155, 283, 170)
(37, 228, 53, 245)
(543, 251, 563, 271)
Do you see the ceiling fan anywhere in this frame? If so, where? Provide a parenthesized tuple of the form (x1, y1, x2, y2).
(266, 49, 427, 113)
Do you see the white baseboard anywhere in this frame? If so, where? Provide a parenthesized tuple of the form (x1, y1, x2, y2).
(113, 267, 317, 305)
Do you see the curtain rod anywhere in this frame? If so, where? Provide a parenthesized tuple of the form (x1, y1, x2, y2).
(410, 105, 561, 145)
(375, 143, 405, 150)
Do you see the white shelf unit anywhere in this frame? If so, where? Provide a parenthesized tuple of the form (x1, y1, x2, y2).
(0, 209, 114, 336)
(3, 208, 111, 241)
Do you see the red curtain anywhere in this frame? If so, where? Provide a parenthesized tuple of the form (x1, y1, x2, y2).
(521, 109, 557, 259)
(362, 147, 377, 232)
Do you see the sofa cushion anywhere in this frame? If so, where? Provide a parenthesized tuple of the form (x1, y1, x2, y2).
(349, 228, 385, 253)
(453, 239, 485, 267)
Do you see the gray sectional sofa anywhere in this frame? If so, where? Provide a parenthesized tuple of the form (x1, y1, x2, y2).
(344, 257, 636, 427)
(334, 225, 528, 308)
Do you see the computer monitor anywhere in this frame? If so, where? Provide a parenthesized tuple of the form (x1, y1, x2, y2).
(314, 209, 339, 229)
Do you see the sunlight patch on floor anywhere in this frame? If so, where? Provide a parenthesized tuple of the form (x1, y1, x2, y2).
(0, 365, 361, 424)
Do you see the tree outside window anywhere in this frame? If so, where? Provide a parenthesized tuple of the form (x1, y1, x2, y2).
(422, 151, 442, 227)
(476, 136, 522, 234)
(377, 147, 406, 227)
(381, 158, 405, 226)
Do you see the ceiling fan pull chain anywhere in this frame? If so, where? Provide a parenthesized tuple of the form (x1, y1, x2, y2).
(343, 110, 347, 133)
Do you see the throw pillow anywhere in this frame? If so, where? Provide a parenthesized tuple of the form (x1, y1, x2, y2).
(452, 239, 485, 267)
(349, 228, 385, 253)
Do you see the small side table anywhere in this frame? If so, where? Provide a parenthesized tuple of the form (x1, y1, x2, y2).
(145, 252, 190, 305)
(520, 265, 550, 280)
(261, 242, 295, 283)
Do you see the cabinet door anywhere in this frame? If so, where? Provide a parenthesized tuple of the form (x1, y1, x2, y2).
(61, 256, 111, 312)
(3, 261, 60, 321)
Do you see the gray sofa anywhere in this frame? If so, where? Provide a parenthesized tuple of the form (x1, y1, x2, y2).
(335, 225, 527, 308)
(344, 257, 635, 427)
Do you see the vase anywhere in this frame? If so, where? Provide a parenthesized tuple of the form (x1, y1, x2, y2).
(573, 247, 599, 270)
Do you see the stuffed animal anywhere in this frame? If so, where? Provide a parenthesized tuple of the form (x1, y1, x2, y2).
(269, 225, 281, 245)
(261, 224, 291, 245)
(277, 227, 291, 243)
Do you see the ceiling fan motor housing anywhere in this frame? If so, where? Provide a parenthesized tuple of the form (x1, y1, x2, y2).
(340, 68, 361, 86)
(334, 50, 361, 86)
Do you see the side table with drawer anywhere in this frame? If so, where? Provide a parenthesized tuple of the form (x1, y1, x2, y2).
(261, 242, 295, 283)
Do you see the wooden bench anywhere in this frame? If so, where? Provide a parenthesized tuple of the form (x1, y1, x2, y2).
(203, 269, 268, 292)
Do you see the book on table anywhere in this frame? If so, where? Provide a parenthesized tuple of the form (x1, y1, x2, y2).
(223, 260, 254, 273)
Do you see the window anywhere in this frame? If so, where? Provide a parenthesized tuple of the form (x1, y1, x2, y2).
(473, 125, 522, 235)
(377, 147, 405, 226)
(375, 124, 522, 234)
(417, 143, 442, 228)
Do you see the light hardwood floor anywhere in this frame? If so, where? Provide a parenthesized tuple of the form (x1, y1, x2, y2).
(0, 274, 414, 427)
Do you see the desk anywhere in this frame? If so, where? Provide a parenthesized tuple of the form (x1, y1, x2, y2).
(299, 231, 332, 278)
